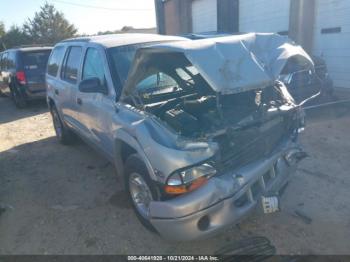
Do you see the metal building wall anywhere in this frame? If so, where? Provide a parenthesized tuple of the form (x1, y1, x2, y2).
(313, 0, 350, 88)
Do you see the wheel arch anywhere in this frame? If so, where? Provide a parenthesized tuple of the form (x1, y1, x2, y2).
(113, 130, 158, 188)
(47, 96, 55, 110)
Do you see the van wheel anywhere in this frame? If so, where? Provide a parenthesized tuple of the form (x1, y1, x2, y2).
(125, 154, 159, 233)
(10, 86, 27, 108)
(50, 106, 74, 145)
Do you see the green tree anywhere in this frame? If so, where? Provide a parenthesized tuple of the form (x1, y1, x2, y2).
(0, 25, 30, 50)
(0, 21, 5, 37)
(121, 26, 134, 32)
(23, 2, 77, 44)
(0, 21, 5, 50)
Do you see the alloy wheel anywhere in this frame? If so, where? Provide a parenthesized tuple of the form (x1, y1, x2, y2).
(129, 172, 154, 219)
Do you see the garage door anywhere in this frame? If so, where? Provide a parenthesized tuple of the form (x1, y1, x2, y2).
(239, 0, 290, 33)
(192, 0, 217, 33)
(313, 0, 350, 89)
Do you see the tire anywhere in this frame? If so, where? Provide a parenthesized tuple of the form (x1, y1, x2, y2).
(125, 154, 159, 233)
(10, 85, 27, 108)
(50, 105, 74, 145)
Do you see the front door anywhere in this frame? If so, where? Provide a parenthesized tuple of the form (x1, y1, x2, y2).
(76, 47, 115, 158)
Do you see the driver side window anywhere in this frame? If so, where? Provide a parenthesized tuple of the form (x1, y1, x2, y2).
(82, 48, 105, 84)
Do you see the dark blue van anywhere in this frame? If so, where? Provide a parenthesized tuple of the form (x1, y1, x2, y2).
(0, 46, 52, 108)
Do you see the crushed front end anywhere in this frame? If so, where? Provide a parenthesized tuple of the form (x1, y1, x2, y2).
(145, 83, 306, 241)
(150, 140, 305, 241)
(121, 33, 309, 241)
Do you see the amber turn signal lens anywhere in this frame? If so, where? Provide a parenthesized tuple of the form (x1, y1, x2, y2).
(164, 176, 208, 195)
(188, 176, 208, 191)
(164, 185, 187, 195)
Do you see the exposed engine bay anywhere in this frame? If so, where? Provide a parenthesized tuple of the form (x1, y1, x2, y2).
(153, 88, 298, 172)
(148, 85, 292, 138)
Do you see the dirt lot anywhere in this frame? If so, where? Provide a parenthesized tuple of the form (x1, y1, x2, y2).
(0, 96, 350, 255)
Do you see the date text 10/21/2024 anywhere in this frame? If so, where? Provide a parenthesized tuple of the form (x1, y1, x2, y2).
(127, 256, 220, 261)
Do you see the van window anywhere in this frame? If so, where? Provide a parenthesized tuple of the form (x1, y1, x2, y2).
(82, 48, 105, 83)
(7, 51, 16, 70)
(22, 50, 51, 72)
(1, 52, 8, 70)
(61, 46, 82, 84)
(0, 53, 3, 70)
(47, 46, 65, 76)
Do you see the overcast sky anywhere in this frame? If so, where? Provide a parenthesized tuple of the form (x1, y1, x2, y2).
(0, 0, 157, 34)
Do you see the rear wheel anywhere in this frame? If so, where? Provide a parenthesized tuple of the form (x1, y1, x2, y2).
(125, 154, 159, 233)
(10, 86, 27, 108)
(50, 105, 74, 145)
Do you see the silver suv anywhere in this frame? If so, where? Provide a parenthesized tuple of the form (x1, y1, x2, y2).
(47, 33, 309, 241)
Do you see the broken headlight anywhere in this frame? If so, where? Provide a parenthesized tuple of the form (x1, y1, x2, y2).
(165, 163, 217, 195)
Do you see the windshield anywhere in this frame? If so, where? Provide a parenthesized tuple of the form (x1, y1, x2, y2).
(21, 50, 51, 71)
(125, 51, 215, 106)
(107, 43, 154, 93)
(135, 65, 201, 105)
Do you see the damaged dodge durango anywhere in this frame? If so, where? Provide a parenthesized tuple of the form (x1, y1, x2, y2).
(46, 33, 314, 241)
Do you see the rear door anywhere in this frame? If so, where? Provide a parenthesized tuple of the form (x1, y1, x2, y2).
(59, 45, 86, 135)
(20, 49, 51, 93)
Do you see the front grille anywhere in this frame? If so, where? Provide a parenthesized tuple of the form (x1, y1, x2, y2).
(214, 115, 294, 173)
(234, 167, 277, 208)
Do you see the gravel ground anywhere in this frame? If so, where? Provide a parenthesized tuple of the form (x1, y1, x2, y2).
(0, 97, 350, 255)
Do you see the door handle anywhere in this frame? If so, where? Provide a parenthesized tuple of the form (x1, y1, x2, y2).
(77, 97, 83, 105)
(54, 89, 59, 95)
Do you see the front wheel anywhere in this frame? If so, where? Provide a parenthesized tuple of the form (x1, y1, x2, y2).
(50, 106, 74, 145)
(125, 154, 159, 233)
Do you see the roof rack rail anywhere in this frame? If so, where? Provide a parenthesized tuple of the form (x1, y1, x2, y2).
(61, 37, 91, 43)
(11, 44, 52, 49)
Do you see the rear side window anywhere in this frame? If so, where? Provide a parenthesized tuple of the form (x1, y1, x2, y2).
(22, 50, 51, 72)
(61, 46, 82, 84)
(47, 46, 65, 77)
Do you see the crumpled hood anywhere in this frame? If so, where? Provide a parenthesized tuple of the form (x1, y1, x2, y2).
(122, 33, 313, 96)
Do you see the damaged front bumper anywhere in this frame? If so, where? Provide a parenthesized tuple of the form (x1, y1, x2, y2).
(149, 141, 304, 241)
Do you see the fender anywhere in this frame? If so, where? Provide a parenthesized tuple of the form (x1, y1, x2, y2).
(113, 128, 158, 183)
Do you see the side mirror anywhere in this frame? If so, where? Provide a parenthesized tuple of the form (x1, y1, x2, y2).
(79, 77, 108, 95)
